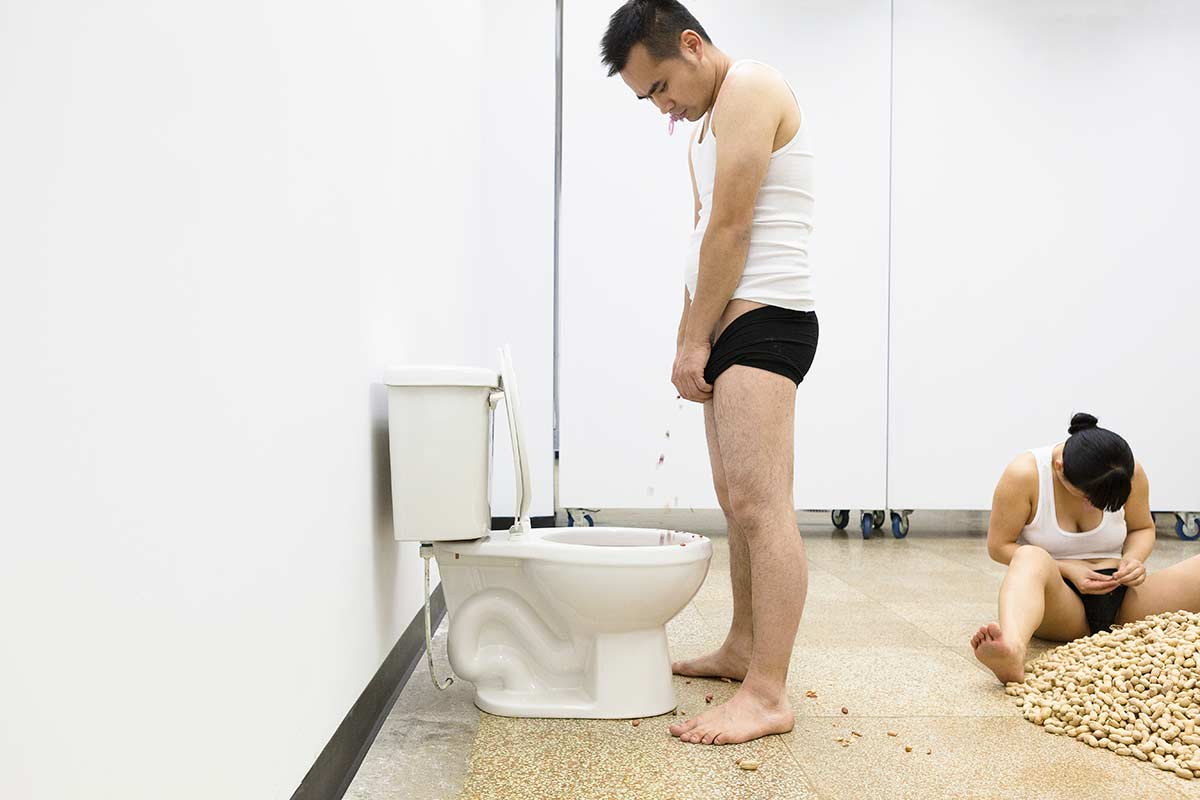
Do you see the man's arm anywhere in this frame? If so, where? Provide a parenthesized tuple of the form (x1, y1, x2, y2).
(677, 286, 691, 348)
(690, 125, 701, 230)
(681, 66, 782, 347)
(677, 129, 701, 349)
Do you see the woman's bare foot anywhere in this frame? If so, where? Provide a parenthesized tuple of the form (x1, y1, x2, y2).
(668, 686, 794, 745)
(971, 622, 1026, 684)
(671, 643, 749, 682)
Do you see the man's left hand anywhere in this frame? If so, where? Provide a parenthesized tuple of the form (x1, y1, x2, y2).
(672, 339, 713, 403)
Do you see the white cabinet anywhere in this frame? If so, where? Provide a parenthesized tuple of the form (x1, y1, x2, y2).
(888, 0, 1200, 511)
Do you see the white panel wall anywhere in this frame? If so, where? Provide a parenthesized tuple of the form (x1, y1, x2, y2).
(889, 0, 1200, 510)
(560, 0, 891, 511)
(0, 2, 502, 798)
(480, 2, 556, 521)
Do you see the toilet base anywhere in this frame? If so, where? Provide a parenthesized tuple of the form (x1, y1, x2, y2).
(470, 627, 678, 719)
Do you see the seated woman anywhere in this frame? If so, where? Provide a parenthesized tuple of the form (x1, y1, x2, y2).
(973, 412, 1200, 683)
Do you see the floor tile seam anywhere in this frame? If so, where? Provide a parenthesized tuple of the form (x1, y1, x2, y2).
(792, 713, 1027, 721)
(772, 730, 831, 799)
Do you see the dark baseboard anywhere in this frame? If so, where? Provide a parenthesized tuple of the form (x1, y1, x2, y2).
(490, 514, 556, 529)
(291, 584, 447, 800)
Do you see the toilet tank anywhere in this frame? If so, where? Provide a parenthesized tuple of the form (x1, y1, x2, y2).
(383, 366, 499, 542)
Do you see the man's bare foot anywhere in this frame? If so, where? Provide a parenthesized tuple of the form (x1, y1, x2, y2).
(971, 622, 1026, 684)
(668, 686, 794, 745)
(671, 644, 749, 682)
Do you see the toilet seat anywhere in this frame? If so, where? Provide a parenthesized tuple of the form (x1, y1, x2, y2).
(496, 345, 531, 534)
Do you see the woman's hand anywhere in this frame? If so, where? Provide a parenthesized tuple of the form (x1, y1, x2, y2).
(672, 339, 713, 403)
(1113, 558, 1147, 587)
(1059, 561, 1120, 595)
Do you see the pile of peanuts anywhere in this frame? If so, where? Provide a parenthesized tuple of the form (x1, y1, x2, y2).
(1006, 610, 1200, 780)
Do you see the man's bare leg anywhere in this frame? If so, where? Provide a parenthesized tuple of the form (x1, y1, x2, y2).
(669, 365, 806, 744)
(672, 401, 752, 681)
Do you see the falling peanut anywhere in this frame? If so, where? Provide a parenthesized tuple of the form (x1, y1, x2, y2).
(1006, 610, 1200, 780)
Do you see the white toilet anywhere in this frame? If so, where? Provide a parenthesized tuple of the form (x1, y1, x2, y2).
(385, 346, 712, 719)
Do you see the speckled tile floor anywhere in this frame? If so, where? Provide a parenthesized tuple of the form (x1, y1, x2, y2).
(346, 510, 1200, 800)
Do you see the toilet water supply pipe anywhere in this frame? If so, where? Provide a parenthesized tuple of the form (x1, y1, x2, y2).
(420, 544, 454, 690)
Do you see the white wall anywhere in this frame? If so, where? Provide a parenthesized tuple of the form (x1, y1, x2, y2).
(888, 0, 1200, 510)
(480, 1, 557, 521)
(0, 2, 506, 797)
(559, 0, 892, 511)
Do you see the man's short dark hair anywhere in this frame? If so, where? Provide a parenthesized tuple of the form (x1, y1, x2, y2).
(600, 0, 712, 77)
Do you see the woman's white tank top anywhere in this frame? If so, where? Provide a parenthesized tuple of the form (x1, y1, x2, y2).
(685, 60, 815, 312)
(1015, 445, 1127, 560)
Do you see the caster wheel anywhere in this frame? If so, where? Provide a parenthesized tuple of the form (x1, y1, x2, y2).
(831, 509, 850, 530)
(583, 512, 595, 527)
(871, 510, 886, 530)
(861, 512, 873, 539)
(1177, 514, 1200, 541)
(566, 510, 575, 527)
(891, 511, 910, 539)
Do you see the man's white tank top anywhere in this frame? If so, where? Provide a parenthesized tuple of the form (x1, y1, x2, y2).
(685, 60, 815, 312)
(1016, 445, 1127, 560)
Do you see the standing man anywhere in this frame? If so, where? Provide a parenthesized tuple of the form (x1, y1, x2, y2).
(601, 0, 819, 745)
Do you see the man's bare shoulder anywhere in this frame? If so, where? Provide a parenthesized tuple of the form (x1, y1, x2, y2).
(716, 61, 792, 117)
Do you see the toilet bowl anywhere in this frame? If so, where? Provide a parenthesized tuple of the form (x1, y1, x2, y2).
(385, 346, 712, 718)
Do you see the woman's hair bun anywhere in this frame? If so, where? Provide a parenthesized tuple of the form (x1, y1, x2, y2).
(1068, 412, 1099, 435)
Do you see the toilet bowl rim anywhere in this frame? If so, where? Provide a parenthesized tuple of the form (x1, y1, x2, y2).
(433, 526, 712, 567)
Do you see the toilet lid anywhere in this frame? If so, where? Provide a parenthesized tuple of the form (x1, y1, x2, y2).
(498, 345, 532, 527)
